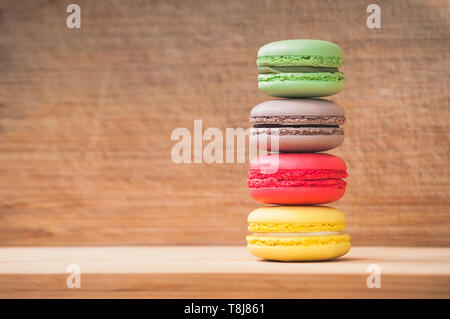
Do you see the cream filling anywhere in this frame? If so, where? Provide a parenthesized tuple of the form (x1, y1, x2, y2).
(252, 231, 344, 237)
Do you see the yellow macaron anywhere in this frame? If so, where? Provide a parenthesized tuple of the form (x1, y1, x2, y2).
(247, 206, 351, 261)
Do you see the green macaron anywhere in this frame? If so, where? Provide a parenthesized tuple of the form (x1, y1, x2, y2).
(257, 39, 346, 98)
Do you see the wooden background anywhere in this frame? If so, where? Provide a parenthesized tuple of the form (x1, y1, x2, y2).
(0, 0, 448, 247)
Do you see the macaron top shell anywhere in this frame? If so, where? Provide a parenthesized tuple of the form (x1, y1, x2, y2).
(250, 99, 345, 126)
(258, 39, 344, 59)
(248, 206, 345, 225)
(257, 39, 344, 67)
(249, 153, 347, 172)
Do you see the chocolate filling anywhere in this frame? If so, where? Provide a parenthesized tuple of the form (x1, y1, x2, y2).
(254, 124, 340, 128)
(250, 127, 344, 136)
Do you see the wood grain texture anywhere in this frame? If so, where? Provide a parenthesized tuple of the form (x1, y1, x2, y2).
(1, 246, 449, 298)
(0, 0, 449, 246)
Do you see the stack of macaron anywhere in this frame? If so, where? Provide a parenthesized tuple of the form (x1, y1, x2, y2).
(247, 39, 350, 261)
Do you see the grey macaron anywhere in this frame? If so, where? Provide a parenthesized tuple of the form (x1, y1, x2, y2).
(249, 99, 345, 152)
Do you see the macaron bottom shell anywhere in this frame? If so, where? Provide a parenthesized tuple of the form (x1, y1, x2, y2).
(247, 234, 351, 261)
(249, 186, 345, 205)
(250, 134, 344, 153)
(258, 79, 345, 98)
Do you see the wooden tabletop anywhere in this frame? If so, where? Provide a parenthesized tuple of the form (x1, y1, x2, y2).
(1, 246, 449, 298)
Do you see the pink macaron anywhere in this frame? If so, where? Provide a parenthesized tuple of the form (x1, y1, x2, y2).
(248, 153, 348, 205)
